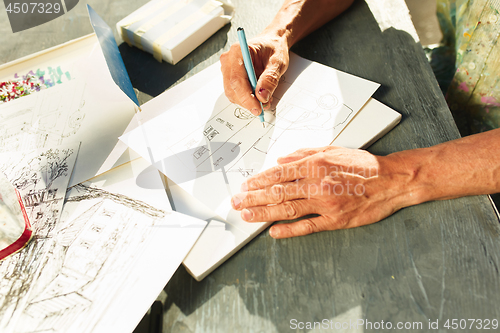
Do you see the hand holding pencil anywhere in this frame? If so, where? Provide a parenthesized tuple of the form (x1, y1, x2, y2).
(236, 28, 266, 126)
(220, 0, 355, 124)
(220, 29, 290, 118)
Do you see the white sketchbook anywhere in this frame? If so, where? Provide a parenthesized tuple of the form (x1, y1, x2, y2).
(173, 98, 401, 281)
(120, 54, 401, 280)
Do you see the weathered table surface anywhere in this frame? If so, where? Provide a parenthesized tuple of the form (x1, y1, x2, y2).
(2, 0, 500, 332)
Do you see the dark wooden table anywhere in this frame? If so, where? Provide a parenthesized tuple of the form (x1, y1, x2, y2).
(2, 0, 500, 332)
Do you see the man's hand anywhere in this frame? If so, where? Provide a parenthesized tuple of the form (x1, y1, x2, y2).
(231, 146, 416, 239)
(220, 32, 290, 115)
(219, 0, 355, 115)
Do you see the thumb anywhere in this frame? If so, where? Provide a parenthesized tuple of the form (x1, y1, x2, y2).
(255, 58, 286, 104)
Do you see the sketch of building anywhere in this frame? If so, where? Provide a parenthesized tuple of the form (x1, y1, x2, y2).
(4, 174, 204, 333)
(0, 146, 78, 332)
(14, 195, 162, 332)
(0, 144, 206, 333)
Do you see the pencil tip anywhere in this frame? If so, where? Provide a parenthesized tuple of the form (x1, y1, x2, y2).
(262, 123, 265, 128)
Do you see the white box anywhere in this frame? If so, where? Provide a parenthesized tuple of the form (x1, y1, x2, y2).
(117, 0, 234, 65)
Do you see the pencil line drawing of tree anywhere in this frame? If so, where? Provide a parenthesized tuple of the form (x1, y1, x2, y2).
(40, 148, 73, 189)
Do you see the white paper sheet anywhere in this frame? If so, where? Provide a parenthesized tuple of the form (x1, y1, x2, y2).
(0, 34, 137, 187)
(120, 53, 380, 227)
(3, 158, 207, 333)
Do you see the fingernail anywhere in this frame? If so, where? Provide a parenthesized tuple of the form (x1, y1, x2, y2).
(241, 182, 248, 192)
(251, 108, 260, 116)
(258, 88, 271, 103)
(269, 227, 280, 238)
(241, 208, 254, 221)
(231, 193, 245, 209)
(231, 197, 240, 209)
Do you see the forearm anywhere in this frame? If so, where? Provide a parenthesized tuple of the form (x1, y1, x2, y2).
(388, 128, 500, 208)
(262, 0, 355, 47)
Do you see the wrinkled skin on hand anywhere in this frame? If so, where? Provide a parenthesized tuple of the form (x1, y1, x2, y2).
(231, 146, 413, 239)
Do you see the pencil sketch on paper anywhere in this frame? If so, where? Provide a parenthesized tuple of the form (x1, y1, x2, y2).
(0, 79, 86, 153)
(120, 53, 380, 220)
(0, 145, 79, 332)
(154, 74, 357, 181)
(8, 180, 203, 333)
(66, 183, 168, 218)
(12, 184, 162, 333)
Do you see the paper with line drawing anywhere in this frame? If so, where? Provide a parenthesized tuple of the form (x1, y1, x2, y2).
(0, 144, 79, 333)
(0, 35, 136, 186)
(0, 157, 206, 333)
(120, 53, 379, 224)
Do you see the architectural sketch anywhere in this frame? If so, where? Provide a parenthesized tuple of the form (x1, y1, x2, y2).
(0, 79, 86, 152)
(151, 80, 356, 181)
(13, 188, 164, 333)
(0, 145, 79, 333)
(0, 35, 138, 187)
(0, 157, 206, 333)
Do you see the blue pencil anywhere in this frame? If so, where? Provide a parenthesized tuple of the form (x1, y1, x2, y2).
(237, 27, 266, 127)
